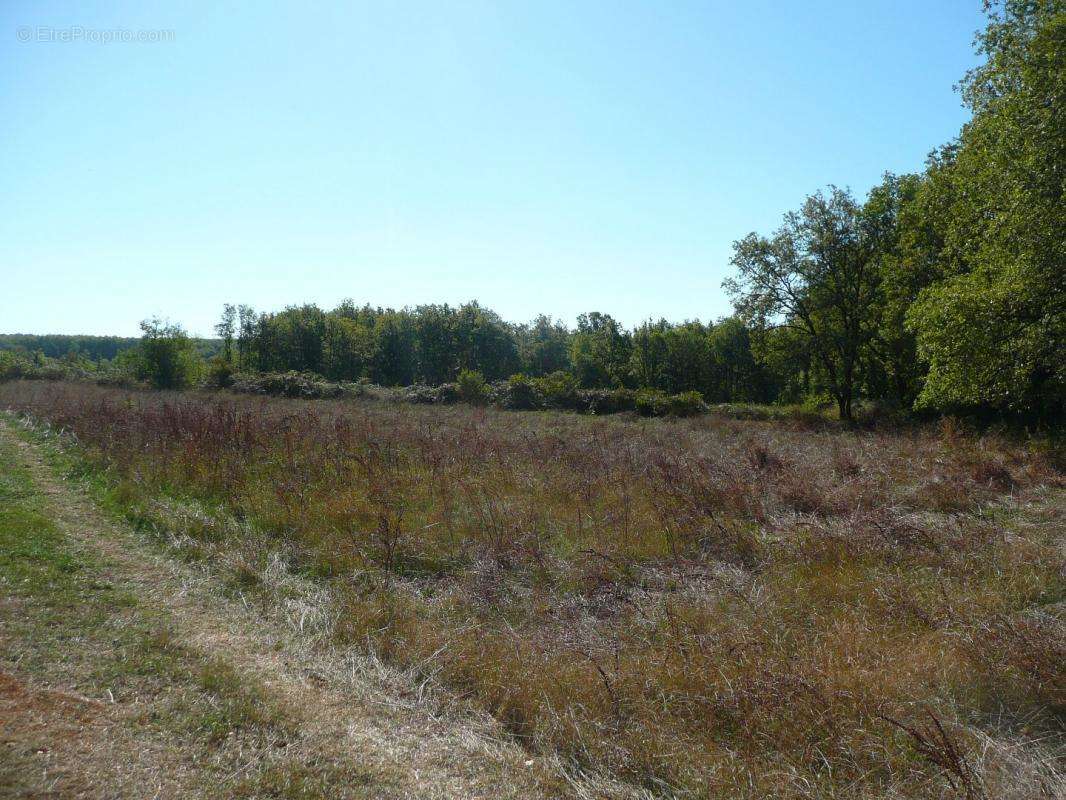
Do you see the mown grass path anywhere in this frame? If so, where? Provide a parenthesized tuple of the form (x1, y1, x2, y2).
(0, 419, 557, 800)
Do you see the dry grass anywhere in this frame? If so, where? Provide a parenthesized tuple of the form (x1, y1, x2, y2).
(1, 413, 558, 800)
(2, 380, 1063, 799)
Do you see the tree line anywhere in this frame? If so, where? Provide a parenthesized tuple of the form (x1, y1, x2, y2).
(204, 2, 1062, 421)
(4, 2, 1061, 422)
(0, 334, 140, 362)
(209, 302, 775, 404)
(727, 0, 1063, 420)
(0, 334, 220, 364)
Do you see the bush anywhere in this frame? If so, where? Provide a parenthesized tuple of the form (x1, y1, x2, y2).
(666, 390, 706, 417)
(204, 356, 235, 388)
(492, 374, 543, 410)
(456, 369, 490, 406)
(229, 371, 350, 399)
(0, 352, 94, 384)
(532, 371, 581, 410)
(635, 388, 669, 417)
(402, 383, 459, 405)
(0, 352, 34, 382)
(635, 389, 705, 417)
(577, 387, 635, 414)
(94, 371, 143, 389)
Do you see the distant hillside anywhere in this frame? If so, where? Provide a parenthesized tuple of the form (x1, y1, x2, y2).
(0, 334, 221, 361)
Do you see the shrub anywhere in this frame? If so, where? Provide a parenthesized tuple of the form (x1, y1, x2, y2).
(402, 382, 458, 405)
(666, 390, 706, 417)
(635, 388, 668, 417)
(577, 387, 635, 414)
(94, 371, 143, 389)
(434, 383, 460, 404)
(635, 389, 706, 417)
(456, 369, 490, 406)
(0, 352, 94, 384)
(204, 356, 235, 388)
(0, 352, 34, 382)
(493, 374, 543, 410)
(229, 371, 352, 399)
(532, 371, 581, 410)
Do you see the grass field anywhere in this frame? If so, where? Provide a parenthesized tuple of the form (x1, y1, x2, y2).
(1, 379, 1063, 799)
(0, 412, 389, 798)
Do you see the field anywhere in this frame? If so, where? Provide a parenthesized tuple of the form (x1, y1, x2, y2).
(1, 380, 1063, 799)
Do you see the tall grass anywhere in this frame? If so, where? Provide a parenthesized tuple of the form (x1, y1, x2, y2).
(2, 380, 1062, 798)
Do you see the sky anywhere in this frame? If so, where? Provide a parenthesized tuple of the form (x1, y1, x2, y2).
(1, 0, 985, 337)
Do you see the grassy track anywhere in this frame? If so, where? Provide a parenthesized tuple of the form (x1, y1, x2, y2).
(0, 418, 553, 799)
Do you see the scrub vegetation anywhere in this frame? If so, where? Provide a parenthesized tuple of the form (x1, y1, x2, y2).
(2, 380, 1062, 798)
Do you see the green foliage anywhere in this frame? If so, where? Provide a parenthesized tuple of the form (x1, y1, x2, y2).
(516, 315, 571, 376)
(861, 172, 932, 408)
(634, 388, 668, 417)
(904, 0, 1065, 415)
(205, 355, 235, 388)
(0, 349, 99, 384)
(494, 373, 542, 410)
(909, 266, 1062, 413)
(402, 382, 459, 405)
(635, 388, 706, 417)
(667, 390, 706, 417)
(0, 350, 34, 382)
(0, 333, 139, 361)
(215, 303, 237, 364)
(137, 318, 203, 390)
(456, 369, 490, 405)
(532, 370, 581, 409)
(570, 312, 632, 389)
(370, 313, 417, 386)
(578, 387, 635, 414)
(228, 371, 368, 399)
(725, 188, 885, 421)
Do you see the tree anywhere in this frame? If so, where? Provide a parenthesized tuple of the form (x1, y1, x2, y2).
(707, 317, 769, 403)
(215, 304, 237, 363)
(905, 0, 1065, 415)
(516, 315, 572, 377)
(453, 302, 520, 381)
(860, 173, 936, 408)
(370, 313, 417, 386)
(662, 322, 714, 395)
(725, 188, 883, 421)
(138, 318, 202, 390)
(236, 305, 257, 370)
(630, 321, 671, 391)
(413, 305, 458, 385)
(570, 312, 632, 389)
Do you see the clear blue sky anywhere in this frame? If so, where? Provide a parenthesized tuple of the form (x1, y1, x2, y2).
(2, 0, 984, 337)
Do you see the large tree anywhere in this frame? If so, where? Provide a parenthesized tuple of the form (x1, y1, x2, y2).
(725, 188, 883, 421)
(905, 0, 1065, 415)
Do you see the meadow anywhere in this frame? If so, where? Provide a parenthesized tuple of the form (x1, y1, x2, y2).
(1, 379, 1062, 799)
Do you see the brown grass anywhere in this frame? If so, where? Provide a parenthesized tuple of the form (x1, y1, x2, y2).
(2, 379, 1063, 799)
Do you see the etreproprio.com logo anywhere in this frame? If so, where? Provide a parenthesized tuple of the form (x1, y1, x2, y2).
(16, 26, 175, 44)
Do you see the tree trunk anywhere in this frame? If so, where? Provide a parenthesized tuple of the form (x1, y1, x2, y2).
(837, 393, 853, 423)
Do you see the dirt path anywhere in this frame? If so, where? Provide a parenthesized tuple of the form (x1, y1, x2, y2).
(0, 421, 566, 799)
